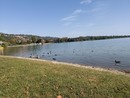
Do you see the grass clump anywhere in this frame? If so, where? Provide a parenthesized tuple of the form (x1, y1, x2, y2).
(0, 56, 130, 98)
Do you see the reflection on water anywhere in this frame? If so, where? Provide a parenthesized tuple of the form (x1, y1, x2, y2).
(3, 38, 130, 71)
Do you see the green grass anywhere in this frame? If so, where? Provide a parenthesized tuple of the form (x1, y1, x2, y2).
(0, 46, 3, 50)
(0, 56, 130, 98)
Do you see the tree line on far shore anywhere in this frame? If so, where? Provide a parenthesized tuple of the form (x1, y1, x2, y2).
(0, 32, 130, 47)
(52, 35, 130, 43)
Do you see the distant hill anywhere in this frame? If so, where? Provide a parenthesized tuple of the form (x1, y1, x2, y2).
(0, 32, 130, 46)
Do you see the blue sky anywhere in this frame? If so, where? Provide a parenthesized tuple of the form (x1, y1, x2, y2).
(0, 0, 130, 37)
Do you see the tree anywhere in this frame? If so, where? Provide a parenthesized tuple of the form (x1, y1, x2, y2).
(9, 38, 17, 45)
(31, 36, 37, 43)
(36, 39, 45, 44)
(1, 42, 9, 48)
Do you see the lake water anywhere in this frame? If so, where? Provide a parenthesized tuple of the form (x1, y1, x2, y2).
(3, 38, 130, 71)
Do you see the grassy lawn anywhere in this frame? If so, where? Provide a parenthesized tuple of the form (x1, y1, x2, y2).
(0, 56, 130, 98)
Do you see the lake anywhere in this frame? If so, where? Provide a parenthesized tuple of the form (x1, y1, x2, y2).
(3, 38, 130, 71)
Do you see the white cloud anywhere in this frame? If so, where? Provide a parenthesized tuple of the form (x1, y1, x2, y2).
(80, 0, 93, 4)
(61, 9, 85, 26)
(72, 9, 85, 15)
(61, 15, 77, 21)
(61, 9, 85, 22)
(87, 7, 101, 13)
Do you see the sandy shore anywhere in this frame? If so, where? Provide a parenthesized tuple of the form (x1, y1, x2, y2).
(0, 55, 129, 77)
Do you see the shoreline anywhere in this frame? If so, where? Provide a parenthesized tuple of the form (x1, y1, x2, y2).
(7, 43, 49, 48)
(7, 43, 36, 47)
(0, 55, 129, 76)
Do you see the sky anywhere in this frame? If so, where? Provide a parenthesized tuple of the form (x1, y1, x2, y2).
(0, 0, 130, 37)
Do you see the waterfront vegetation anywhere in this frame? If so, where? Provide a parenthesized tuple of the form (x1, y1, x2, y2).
(0, 56, 130, 98)
(0, 32, 130, 46)
(0, 46, 3, 50)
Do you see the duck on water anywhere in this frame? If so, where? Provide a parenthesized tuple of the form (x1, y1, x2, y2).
(115, 60, 121, 64)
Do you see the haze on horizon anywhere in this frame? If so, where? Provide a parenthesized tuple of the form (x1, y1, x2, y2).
(0, 0, 130, 37)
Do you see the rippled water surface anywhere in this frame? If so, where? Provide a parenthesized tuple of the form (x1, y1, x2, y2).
(3, 38, 130, 70)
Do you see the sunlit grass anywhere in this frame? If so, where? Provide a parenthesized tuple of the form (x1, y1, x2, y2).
(0, 46, 3, 50)
(0, 56, 130, 98)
